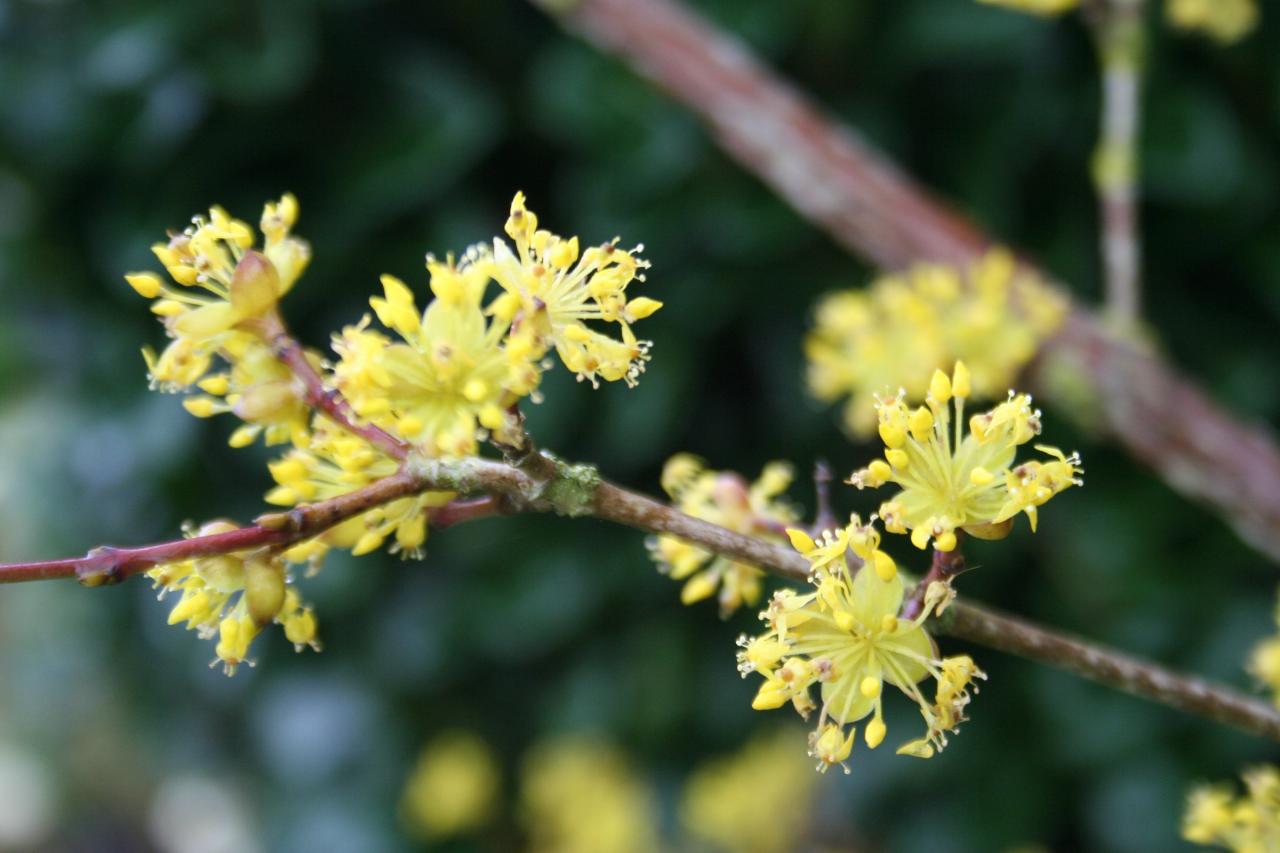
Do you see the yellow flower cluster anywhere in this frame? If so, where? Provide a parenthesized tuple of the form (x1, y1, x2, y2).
(651, 454, 796, 616)
(519, 737, 659, 853)
(1183, 766, 1280, 850)
(848, 362, 1082, 552)
(680, 728, 817, 853)
(400, 730, 500, 840)
(146, 521, 319, 675)
(265, 422, 456, 565)
(739, 515, 984, 772)
(127, 195, 313, 447)
(1166, 0, 1258, 43)
(331, 192, 658, 455)
(805, 249, 1066, 438)
(128, 193, 658, 671)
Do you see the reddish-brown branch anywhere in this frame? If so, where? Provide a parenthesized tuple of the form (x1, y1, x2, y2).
(429, 495, 508, 529)
(532, 0, 1280, 561)
(901, 537, 969, 622)
(1, 452, 1278, 740)
(939, 602, 1280, 741)
(260, 312, 410, 460)
(0, 470, 424, 586)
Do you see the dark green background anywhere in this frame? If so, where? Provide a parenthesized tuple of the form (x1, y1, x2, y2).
(0, 0, 1277, 850)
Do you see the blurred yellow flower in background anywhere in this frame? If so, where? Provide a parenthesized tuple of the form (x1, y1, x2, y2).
(400, 730, 501, 840)
(681, 728, 817, 853)
(519, 736, 659, 853)
(806, 250, 1065, 438)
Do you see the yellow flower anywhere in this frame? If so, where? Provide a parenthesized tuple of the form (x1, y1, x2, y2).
(333, 255, 530, 456)
(265, 421, 455, 564)
(400, 731, 500, 839)
(651, 454, 796, 616)
(131, 194, 314, 447)
(739, 515, 985, 773)
(146, 520, 319, 675)
(680, 728, 816, 853)
(519, 737, 659, 853)
(179, 336, 311, 448)
(1183, 766, 1280, 850)
(975, 0, 1079, 14)
(489, 192, 658, 388)
(1166, 0, 1257, 44)
(848, 361, 1082, 551)
(806, 249, 1065, 437)
(131, 194, 309, 350)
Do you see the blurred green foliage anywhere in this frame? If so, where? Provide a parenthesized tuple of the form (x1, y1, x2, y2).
(0, 0, 1278, 850)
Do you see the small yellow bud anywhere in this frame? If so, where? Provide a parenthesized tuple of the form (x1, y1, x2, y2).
(929, 368, 952, 404)
(197, 375, 230, 396)
(880, 614, 899, 633)
(786, 528, 816, 553)
(245, 558, 286, 627)
(969, 466, 995, 486)
(228, 250, 281, 318)
(935, 531, 957, 552)
(228, 424, 260, 448)
(860, 676, 881, 698)
(878, 421, 907, 450)
(681, 572, 718, 605)
(872, 549, 896, 581)
(478, 405, 506, 431)
(624, 297, 663, 321)
(182, 397, 219, 418)
(150, 299, 185, 317)
(751, 679, 789, 710)
(125, 272, 164, 299)
(885, 448, 909, 470)
(908, 406, 934, 441)
(352, 531, 386, 556)
(865, 717, 887, 749)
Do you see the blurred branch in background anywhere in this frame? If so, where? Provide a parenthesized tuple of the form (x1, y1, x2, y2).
(1086, 0, 1145, 327)
(6, 446, 1280, 743)
(529, 0, 1280, 562)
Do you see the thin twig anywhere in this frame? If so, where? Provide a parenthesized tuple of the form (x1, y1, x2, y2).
(258, 311, 410, 460)
(1087, 0, 1145, 325)
(5, 453, 1278, 742)
(530, 0, 1280, 562)
(0, 470, 423, 586)
(811, 460, 838, 536)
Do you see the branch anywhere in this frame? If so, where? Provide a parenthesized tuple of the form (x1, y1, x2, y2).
(0, 470, 424, 586)
(259, 311, 410, 460)
(6, 451, 1277, 741)
(529, 0, 1280, 562)
(1087, 0, 1145, 325)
